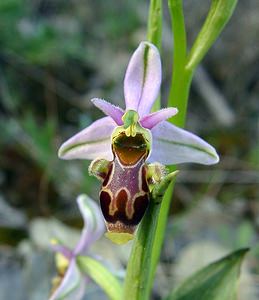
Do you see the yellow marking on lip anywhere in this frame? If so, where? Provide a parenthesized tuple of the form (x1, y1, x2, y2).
(105, 232, 134, 245)
(138, 164, 146, 192)
(100, 188, 116, 216)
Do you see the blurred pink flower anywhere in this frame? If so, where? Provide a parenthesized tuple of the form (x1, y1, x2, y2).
(49, 195, 105, 300)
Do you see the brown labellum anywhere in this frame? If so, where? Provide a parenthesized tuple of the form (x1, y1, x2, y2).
(99, 132, 150, 243)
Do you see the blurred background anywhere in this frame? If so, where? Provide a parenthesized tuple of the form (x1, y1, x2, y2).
(0, 0, 258, 299)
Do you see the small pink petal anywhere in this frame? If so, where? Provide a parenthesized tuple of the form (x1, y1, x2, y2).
(124, 42, 162, 117)
(91, 98, 124, 125)
(149, 121, 219, 165)
(58, 117, 116, 161)
(140, 107, 178, 129)
(74, 194, 105, 255)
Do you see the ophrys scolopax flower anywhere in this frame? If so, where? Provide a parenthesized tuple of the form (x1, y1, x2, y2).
(58, 42, 219, 244)
(49, 195, 105, 300)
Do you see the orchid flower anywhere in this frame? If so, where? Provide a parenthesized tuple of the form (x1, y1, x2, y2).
(58, 41, 219, 244)
(49, 194, 105, 300)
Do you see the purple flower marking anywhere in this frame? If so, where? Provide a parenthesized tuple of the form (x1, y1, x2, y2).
(58, 41, 219, 165)
(49, 195, 105, 300)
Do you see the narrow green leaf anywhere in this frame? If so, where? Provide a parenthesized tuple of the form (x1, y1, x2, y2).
(186, 0, 238, 71)
(123, 200, 162, 300)
(77, 256, 123, 300)
(165, 248, 249, 300)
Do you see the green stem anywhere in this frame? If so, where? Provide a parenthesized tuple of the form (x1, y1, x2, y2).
(124, 2, 187, 300)
(123, 1, 237, 300)
(123, 200, 162, 300)
(169, 0, 187, 85)
(168, 70, 193, 127)
(123, 179, 176, 300)
(147, 0, 162, 112)
(168, 0, 190, 127)
(147, 3, 191, 296)
(148, 2, 238, 299)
